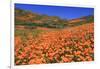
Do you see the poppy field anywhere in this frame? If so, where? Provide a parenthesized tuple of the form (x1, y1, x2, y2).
(15, 23, 94, 65)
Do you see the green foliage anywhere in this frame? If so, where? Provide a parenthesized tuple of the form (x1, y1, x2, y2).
(86, 16, 94, 23)
(15, 20, 68, 29)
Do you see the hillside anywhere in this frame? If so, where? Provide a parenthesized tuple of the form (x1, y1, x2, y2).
(15, 8, 94, 29)
(15, 23, 94, 65)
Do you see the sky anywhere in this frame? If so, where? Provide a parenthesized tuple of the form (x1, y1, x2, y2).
(15, 3, 94, 20)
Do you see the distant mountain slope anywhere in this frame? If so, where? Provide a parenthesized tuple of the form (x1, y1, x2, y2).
(15, 8, 94, 29)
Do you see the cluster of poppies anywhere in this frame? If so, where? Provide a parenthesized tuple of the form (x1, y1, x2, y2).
(15, 23, 94, 65)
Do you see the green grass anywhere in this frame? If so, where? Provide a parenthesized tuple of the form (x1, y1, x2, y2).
(15, 29, 46, 41)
